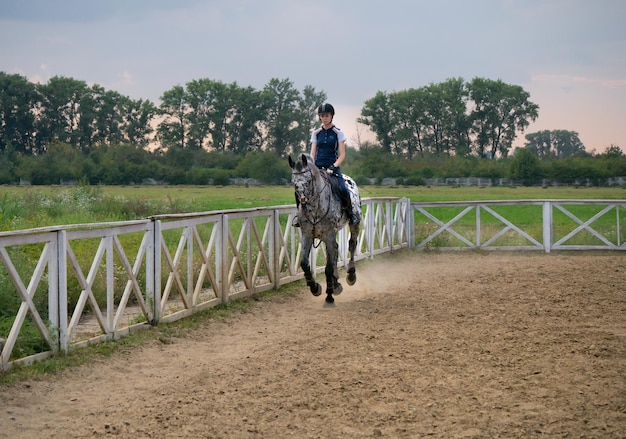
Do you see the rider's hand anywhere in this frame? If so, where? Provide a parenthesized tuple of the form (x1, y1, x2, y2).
(326, 165, 336, 175)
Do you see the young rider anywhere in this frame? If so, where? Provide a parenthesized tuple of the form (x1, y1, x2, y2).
(293, 103, 359, 227)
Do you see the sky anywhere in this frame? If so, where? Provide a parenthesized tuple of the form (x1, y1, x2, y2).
(1, 0, 625, 153)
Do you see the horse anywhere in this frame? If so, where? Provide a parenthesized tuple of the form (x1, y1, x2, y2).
(288, 154, 361, 305)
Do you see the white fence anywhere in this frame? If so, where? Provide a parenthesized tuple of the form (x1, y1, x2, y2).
(0, 197, 409, 370)
(410, 199, 626, 251)
(1, 198, 624, 371)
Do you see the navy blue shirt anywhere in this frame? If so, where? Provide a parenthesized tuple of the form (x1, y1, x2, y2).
(310, 125, 346, 168)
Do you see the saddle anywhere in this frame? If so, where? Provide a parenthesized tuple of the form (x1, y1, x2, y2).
(322, 170, 359, 225)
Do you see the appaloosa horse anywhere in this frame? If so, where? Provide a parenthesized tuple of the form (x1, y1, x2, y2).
(288, 154, 361, 304)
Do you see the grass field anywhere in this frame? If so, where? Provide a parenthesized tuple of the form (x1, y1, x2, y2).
(3, 184, 626, 206)
(1, 184, 625, 231)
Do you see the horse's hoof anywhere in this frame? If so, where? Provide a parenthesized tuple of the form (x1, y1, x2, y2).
(325, 294, 335, 304)
(311, 283, 322, 296)
(347, 272, 356, 286)
(334, 283, 343, 295)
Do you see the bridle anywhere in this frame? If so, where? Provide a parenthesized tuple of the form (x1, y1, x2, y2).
(293, 166, 332, 226)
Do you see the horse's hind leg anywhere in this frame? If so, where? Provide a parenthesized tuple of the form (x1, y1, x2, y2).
(346, 223, 359, 286)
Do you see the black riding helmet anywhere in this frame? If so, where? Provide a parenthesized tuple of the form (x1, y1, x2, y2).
(317, 103, 335, 116)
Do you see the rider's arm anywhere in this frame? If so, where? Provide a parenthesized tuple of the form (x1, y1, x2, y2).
(333, 140, 346, 168)
(310, 142, 317, 161)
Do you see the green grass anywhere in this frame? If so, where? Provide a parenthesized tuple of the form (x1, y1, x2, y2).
(1, 184, 624, 231)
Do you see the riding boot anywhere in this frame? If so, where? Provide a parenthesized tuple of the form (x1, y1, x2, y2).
(343, 198, 360, 225)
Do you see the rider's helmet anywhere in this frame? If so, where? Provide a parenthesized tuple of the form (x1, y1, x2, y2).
(317, 103, 335, 116)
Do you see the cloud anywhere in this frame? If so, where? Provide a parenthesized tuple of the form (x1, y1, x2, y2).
(532, 74, 626, 90)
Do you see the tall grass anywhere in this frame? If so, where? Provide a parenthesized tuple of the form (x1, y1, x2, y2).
(2, 184, 624, 231)
(0, 185, 198, 231)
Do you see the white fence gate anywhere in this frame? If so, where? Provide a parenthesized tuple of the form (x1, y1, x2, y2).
(1, 198, 624, 371)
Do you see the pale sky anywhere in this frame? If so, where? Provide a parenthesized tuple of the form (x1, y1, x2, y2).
(1, 0, 625, 152)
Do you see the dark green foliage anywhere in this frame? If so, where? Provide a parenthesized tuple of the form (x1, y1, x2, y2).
(235, 151, 291, 184)
(509, 147, 542, 185)
(524, 130, 587, 159)
(359, 77, 539, 159)
(1, 70, 624, 186)
(0, 316, 50, 359)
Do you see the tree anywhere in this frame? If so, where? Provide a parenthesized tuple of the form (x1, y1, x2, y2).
(235, 151, 291, 184)
(37, 76, 90, 151)
(184, 78, 232, 150)
(0, 72, 40, 155)
(602, 144, 623, 158)
(509, 147, 541, 185)
(358, 91, 396, 154)
(420, 78, 469, 155)
(390, 88, 427, 157)
(260, 78, 303, 157)
(121, 97, 156, 148)
(157, 85, 189, 150)
(76, 85, 126, 152)
(29, 142, 86, 184)
(551, 130, 585, 158)
(227, 85, 264, 154)
(468, 78, 539, 159)
(293, 85, 326, 155)
(523, 130, 552, 157)
(525, 130, 585, 158)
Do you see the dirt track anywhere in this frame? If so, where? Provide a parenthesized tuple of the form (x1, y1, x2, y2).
(1, 252, 625, 438)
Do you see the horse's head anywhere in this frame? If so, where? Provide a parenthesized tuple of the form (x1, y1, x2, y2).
(288, 154, 319, 205)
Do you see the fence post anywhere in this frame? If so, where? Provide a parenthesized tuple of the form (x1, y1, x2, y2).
(48, 233, 59, 353)
(106, 236, 114, 332)
(57, 230, 69, 352)
(149, 219, 162, 324)
(367, 200, 375, 258)
(220, 214, 230, 304)
(543, 201, 552, 253)
(338, 226, 347, 268)
(386, 200, 393, 251)
(406, 198, 415, 249)
(476, 205, 481, 247)
(272, 209, 280, 289)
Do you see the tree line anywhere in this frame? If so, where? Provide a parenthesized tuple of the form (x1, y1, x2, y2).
(1, 71, 624, 186)
(358, 77, 543, 158)
(0, 72, 325, 156)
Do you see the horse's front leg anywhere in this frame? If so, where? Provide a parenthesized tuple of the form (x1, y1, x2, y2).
(300, 235, 321, 296)
(324, 238, 342, 304)
(346, 223, 359, 286)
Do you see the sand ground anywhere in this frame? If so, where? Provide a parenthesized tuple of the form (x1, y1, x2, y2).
(1, 251, 625, 438)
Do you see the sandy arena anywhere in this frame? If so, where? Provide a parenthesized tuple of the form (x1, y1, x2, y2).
(1, 251, 625, 438)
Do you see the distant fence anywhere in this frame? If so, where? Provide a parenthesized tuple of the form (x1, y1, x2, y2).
(1, 198, 625, 371)
(377, 177, 626, 187)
